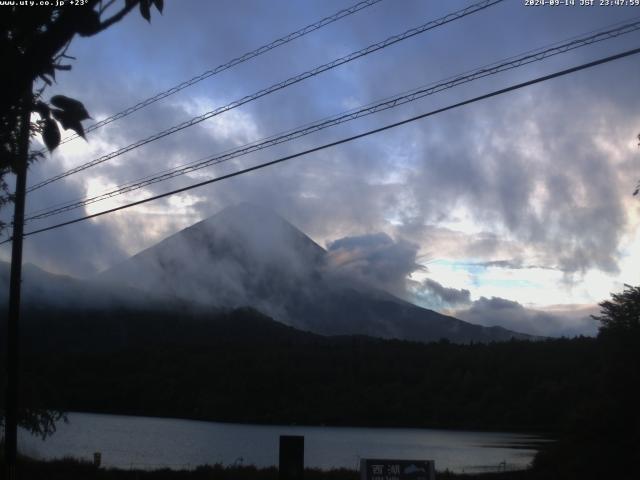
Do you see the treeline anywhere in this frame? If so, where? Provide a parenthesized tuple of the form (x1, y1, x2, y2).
(8, 305, 600, 432)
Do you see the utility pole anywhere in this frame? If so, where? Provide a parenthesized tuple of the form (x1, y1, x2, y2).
(4, 83, 31, 480)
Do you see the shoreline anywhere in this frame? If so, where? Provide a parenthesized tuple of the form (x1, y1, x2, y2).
(57, 409, 557, 437)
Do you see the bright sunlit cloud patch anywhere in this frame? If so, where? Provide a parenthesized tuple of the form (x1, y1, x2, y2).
(176, 96, 260, 147)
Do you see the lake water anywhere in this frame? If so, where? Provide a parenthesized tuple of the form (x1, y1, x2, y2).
(18, 412, 547, 473)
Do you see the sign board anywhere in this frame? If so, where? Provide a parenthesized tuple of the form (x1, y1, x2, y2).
(360, 459, 436, 480)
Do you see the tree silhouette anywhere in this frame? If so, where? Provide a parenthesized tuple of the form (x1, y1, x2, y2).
(592, 284, 640, 446)
(0, 0, 164, 231)
(534, 285, 640, 479)
(0, 0, 163, 447)
(593, 284, 640, 335)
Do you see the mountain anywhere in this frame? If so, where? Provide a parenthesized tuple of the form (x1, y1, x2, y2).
(98, 203, 532, 343)
(0, 260, 171, 311)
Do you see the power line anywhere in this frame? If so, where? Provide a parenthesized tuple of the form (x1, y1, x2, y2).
(27, 0, 503, 193)
(38, 0, 387, 151)
(28, 15, 640, 219)
(24, 18, 640, 222)
(29, 0, 501, 191)
(5, 45, 639, 245)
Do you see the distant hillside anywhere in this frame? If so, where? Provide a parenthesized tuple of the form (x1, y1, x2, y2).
(97, 203, 533, 343)
(0, 261, 168, 310)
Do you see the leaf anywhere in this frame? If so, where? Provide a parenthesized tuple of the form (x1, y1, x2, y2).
(140, 0, 151, 22)
(42, 118, 61, 152)
(33, 101, 50, 119)
(53, 64, 72, 71)
(50, 95, 91, 121)
(152, 0, 163, 13)
(51, 109, 86, 139)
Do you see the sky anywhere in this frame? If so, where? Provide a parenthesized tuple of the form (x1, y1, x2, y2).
(2, 0, 640, 337)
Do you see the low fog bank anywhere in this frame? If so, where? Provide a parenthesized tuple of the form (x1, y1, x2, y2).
(455, 298, 599, 338)
(414, 276, 598, 337)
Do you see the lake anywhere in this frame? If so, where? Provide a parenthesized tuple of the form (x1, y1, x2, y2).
(18, 412, 547, 473)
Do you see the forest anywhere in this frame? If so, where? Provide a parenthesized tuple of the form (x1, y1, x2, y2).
(10, 305, 598, 431)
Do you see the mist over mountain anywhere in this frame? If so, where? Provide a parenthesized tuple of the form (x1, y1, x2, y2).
(96, 203, 532, 343)
(0, 261, 164, 311)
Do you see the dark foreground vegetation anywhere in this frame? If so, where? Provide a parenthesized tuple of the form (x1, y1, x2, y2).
(1, 286, 639, 479)
(0, 454, 631, 480)
(0, 455, 544, 480)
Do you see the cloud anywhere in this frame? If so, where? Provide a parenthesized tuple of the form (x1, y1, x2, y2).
(1, 0, 638, 328)
(326, 233, 423, 296)
(454, 296, 599, 337)
(401, 84, 636, 275)
(413, 278, 471, 309)
(467, 259, 556, 270)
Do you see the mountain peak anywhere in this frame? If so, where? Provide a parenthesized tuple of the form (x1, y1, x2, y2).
(193, 202, 326, 258)
(170, 202, 325, 257)
(199, 202, 279, 226)
(98, 203, 327, 314)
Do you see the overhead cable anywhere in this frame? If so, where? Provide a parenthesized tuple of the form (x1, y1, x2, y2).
(24, 18, 640, 222)
(5, 45, 638, 244)
(38, 0, 387, 151)
(27, 0, 503, 192)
